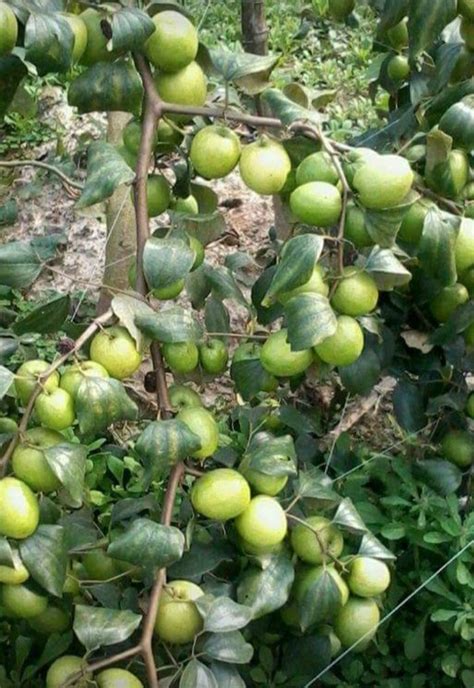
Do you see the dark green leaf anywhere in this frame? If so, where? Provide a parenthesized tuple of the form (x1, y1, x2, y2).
(43, 443, 87, 508)
(0, 365, 14, 400)
(22, 632, 73, 681)
(404, 617, 426, 660)
(299, 570, 342, 631)
(339, 348, 381, 395)
(19, 525, 67, 597)
(76, 142, 135, 209)
(358, 532, 397, 561)
(296, 468, 340, 503)
(73, 605, 142, 652)
(230, 358, 276, 401)
(263, 235, 324, 306)
(0, 55, 28, 118)
(68, 60, 143, 115)
(25, 11, 74, 75)
(365, 191, 419, 248)
(169, 541, 234, 578)
(180, 660, 218, 688)
(136, 306, 203, 343)
(332, 498, 368, 533)
(0, 537, 14, 567)
(205, 296, 230, 342)
(415, 460, 463, 495)
(285, 293, 337, 351)
(111, 294, 154, 352)
(210, 663, 245, 688)
(111, 8, 155, 52)
(196, 595, 252, 633)
(364, 246, 412, 291)
(143, 237, 195, 290)
(418, 208, 459, 287)
(0, 241, 42, 288)
(251, 266, 284, 326)
(246, 433, 297, 477)
(408, 0, 457, 60)
(108, 518, 184, 570)
(13, 295, 70, 335)
(76, 377, 138, 436)
(430, 301, 474, 346)
(135, 419, 201, 479)
(208, 47, 279, 95)
(237, 553, 294, 618)
(262, 88, 322, 125)
(205, 265, 248, 308)
(393, 380, 426, 432)
(203, 631, 254, 664)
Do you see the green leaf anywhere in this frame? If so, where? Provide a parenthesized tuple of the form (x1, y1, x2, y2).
(108, 518, 184, 570)
(252, 266, 284, 326)
(25, 11, 74, 75)
(299, 570, 342, 631)
(168, 541, 234, 579)
(68, 60, 143, 115)
(143, 237, 195, 290)
(196, 595, 252, 633)
(414, 460, 463, 495)
(13, 294, 70, 335)
(0, 537, 14, 567)
(0, 365, 14, 400)
(0, 241, 42, 288)
(263, 235, 324, 306)
(338, 347, 381, 395)
(135, 419, 201, 479)
(246, 433, 297, 477)
(205, 296, 230, 342)
(364, 246, 412, 291)
(180, 660, 218, 688)
(404, 617, 426, 660)
(203, 631, 254, 665)
(208, 47, 279, 95)
(111, 293, 153, 353)
(111, 8, 155, 53)
(230, 358, 276, 401)
(284, 294, 337, 351)
(262, 88, 322, 125)
(73, 605, 142, 652)
(19, 525, 67, 597)
(283, 83, 337, 110)
(408, 0, 457, 60)
(393, 380, 426, 433)
(210, 663, 245, 688)
(0, 55, 28, 118)
(358, 532, 397, 561)
(205, 265, 248, 308)
(430, 301, 474, 346)
(365, 191, 419, 248)
(76, 142, 135, 209)
(43, 443, 87, 509)
(22, 632, 73, 681)
(418, 208, 459, 287)
(296, 468, 340, 503)
(237, 553, 294, 619)
(332, 498, 368, 533)
(76, 377, 138, 436)
(136, 306, 204, 343)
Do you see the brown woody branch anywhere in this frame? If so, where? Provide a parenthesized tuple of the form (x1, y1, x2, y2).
(0, 160, 83, 191)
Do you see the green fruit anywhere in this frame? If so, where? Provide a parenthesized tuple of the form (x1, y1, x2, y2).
(63, 564, 81, 596)
(29, 605, 70, 634)
(239, 137, 291, 195)
(328, 0, 355, 21)
(79, 9, 115, 66)
(291, 516, 344, 564)
(0, 551, 29, 585)
(155, 61, 207, 122)
(46, 656, 90, 688)
(238, 536, 283, 556)
(459, 0, 474, 21)
(331, 268, 379, 317)
(426, 149, 469, 199)
(261, 329, 313, 378)
(343, 148, 379, 188)
(0, 3, 18, 56)
(60, 360, 109, 399)
(238, 455, 288, 497)
(90, 326, 142, 380)
(455, 218, 474, 273)
(430, 283, 469, 322)
(117, 144, 137, 170)
(278, 265, 329, 305)
(123, 118, 144, 156)
(83, 550, 120, 581)
(460, 266, 474, 296)
(235, 495, 287, 548)
(157, 119, 183, 146)
(334, 597, 380, 650)
(294, 564, 349, 606)
(295, 152, 339, 186)
(0, 477, 39, 539)
(145, 10, 198, 73)
(450, 46, 473, 83)
(199, 339, 229, 374)
(466, 321, 474, 346)
(154, 580, 204, 644)
(35, 387, 75, 431)
(190, 125, 241, 179)
(314, 316, 364, 367)
(387, 17, 408, 49)
(344, 204, 373, 248)
(387, 54, 410, 81)
(63, 13, 88, 63)
(191, 468, 251, 520)
(398, 200, 433, 243)
(441, 429, 474, 468)
(173, 196, 199, 214)
(439, 95, 474, 150)
(348, 557, 391, 597)
(97, 668, 144, 688)
(15, 360, 59, 407)
(280, 602, 300, 628)
(146, 174, 171, 217)
(12, 427, 63, 493)
(461, 16, 474, 50)
(290, 181, 342, 227)
(354, 154, 414, 209)
(466, 393, 474, 418)
(2, 584, 48, 618)
(168, 384, 202, 411)
(232, 343, 279, 393)
(152, 279, 185, 300)
(163, 341, 199, 375)
(177, 407, 219, 459)
(189, 235, 204, 269)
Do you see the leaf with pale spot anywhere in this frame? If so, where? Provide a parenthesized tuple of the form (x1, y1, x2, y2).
(237, 553, 294, 618)
(143, 237, 195, 290)
(285, 293, 337, 351)
(76, 142, 135, 209)
(76, 377, 138, 436)
(107, 518, 184, 570)
(73, 605, 142, 652)
(111, 8, 155, 52)
(263, 235, 324, 306)
(135, 419, 202, 479)
(136, 306, 203, 343)
(19, 525, 67, 597)
(44, 443, 87, 508)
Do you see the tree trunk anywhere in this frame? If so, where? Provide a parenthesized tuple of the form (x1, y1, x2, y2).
(96, 112, 137, 314)
(241, 0, 269, 55)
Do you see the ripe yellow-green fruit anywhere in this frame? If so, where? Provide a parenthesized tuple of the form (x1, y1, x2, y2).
(261, 329, 313, 378)
(35, 388, 75, 431)
(441, 429, 474, 468)
(466, 322, 474, 346)
(238, 536, 283, 556)
(344, 204, 373, 248)
(232, 342, 279, 393)
(328, 0, 355, 21)
(426, 149, 469, 199)
(168, 384, 202, 411)
(455, 218, 474, 274)
(163, 341, 199, 375)
(12, 427, 63, 494)
(1, 584, 48, 618)
(387, 54, 410, 81)
(29, 605, 70, 634)
(173, 195, 199, 215)
(190, 125, 241, 179)
(145, 10, 198, 73)
(90, 326, 142, 380)
(46, 656, 90, 688)
(239, 137, 291, 195)
(344, 148, 379, 187)
(459, 0, 474, 21)
(354, 154, 414, 209)
(146, 174, 171, 217)
(296, 152, 339, 186)
(152, 279, 185, 300)
(387, 17, 408, 49)
(177, 407, 219, 459)
(199, 339, 228, 375)
(79, 9, 115, 66)
(154, 580, 204, 644)
(430, 284, 469, 323)
(398, 200, 433, 244)
(60, 360, 109, 399)
(466, 393, 474, 418)
(235, 495, 287, 548)
(314, 316, 364, 367)
(331, 268, 379, 317)
(461, 16, 474, 50)
(15, 360, 59, 407)
(0, 551, 29, 585)
(63, 13, 88, 63)
(294, 564, 349, 606)
(291, 516, 344, 564)
(238, 455, 288, 497)
(278, 265, 329, 305)
(155, 61, 207, 122)
(97, 668, 144, 688)
(0, 477, 39, 539)
(191, 468, 251, 520)
(83, 550, 120, 581)
(348, 557, 391, 597)
(334, 597, 380, 650)
(290, 181, 342, 227)
(0, 3, 18, 56)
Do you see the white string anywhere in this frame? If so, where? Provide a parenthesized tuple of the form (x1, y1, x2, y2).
(325, 394, 351, 475)
(304, 539, 474, 687)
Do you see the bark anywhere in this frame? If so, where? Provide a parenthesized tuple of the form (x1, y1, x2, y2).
(241, 0, 269, 55)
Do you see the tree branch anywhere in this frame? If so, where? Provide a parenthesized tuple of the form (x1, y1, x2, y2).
(0, 160, 84, 191)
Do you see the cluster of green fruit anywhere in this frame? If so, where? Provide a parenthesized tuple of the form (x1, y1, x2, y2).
(46, 660, 142, 688)
(163, 337, 228, 376)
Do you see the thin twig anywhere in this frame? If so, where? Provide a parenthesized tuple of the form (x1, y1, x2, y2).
(0, 160, 83, 190)
(415, 184, 463, 216)
(286, 513, 340, 565)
